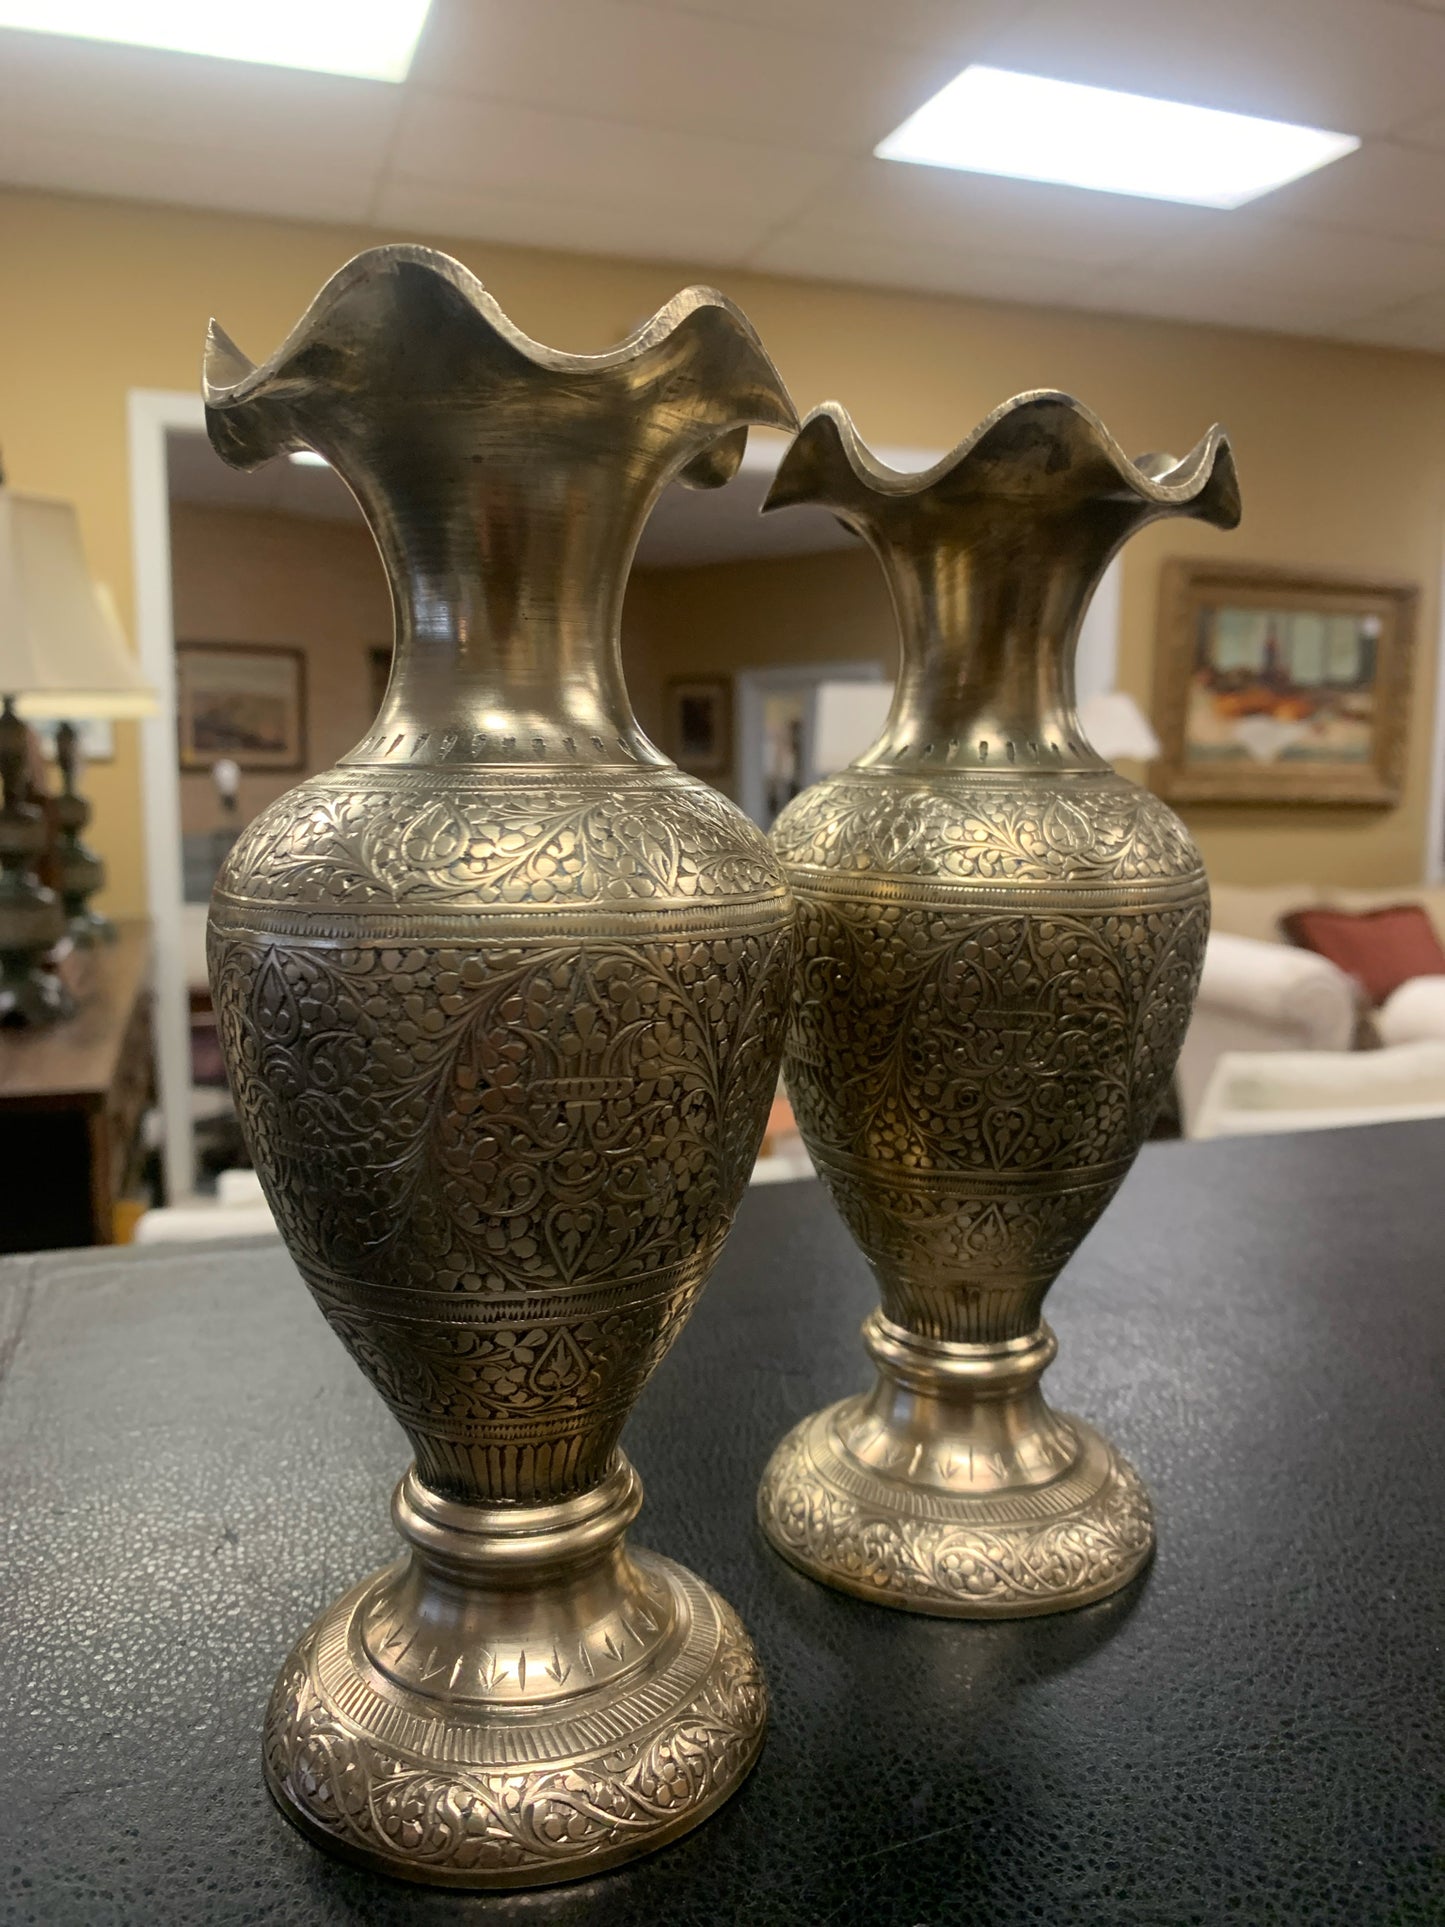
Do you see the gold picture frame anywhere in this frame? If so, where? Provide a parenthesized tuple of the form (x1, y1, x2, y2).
(1152, 561, 1416, 807)
(177, 643, 307, 772)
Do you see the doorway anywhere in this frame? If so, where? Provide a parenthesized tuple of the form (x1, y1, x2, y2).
(735, 660, 888, 829)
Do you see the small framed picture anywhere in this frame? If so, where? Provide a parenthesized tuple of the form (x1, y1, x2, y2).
(1152, 562, 1416, 807)
(667, 677, 731, 774)
(177, 643, 307, 771)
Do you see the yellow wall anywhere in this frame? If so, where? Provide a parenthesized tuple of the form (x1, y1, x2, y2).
(2, 182, 1443, 914)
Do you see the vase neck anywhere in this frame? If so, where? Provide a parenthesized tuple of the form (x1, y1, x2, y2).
(863, 503, 1142, 776)
(344, 438, 666, 770)
(762, 396, 1240, 779)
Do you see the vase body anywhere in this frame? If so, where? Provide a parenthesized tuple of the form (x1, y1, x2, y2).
(204, 249, 796, 1885)
(757, 395, 1239, 1616)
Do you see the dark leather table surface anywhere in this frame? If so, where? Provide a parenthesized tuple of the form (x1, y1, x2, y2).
(2, 1122, 1442, 1926)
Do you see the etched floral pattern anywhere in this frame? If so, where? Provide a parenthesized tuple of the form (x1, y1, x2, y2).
(759, 1410, 1153, 1613)
(220, 771, 781, 909)
(211, 765, 794, 1504)
(265, 1587, 766, 1882)
(773, 770, 1202, 886)
(212, 921, 792, 1500)
(772, 772, 1207, 1339)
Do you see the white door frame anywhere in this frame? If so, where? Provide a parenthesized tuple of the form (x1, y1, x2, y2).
(735, 659, 886, 826)
(128, 387, 206, 1202)
(1074, 555, 1123, 707)
(1426, 546, 1445, 882)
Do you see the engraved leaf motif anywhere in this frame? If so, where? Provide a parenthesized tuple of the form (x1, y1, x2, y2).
(1041, 794, 1094, 856)
(219, 776, 784, 908)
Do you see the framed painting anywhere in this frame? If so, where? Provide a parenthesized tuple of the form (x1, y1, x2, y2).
(176, 643, 307, 772)
(1152, 562, 1416, 806)
(667, 676, 731, 774)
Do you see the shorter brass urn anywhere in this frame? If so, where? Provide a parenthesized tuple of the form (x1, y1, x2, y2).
(757, 393, 1239, 1617)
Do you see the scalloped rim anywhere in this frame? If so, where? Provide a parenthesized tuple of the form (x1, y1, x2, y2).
(764, 391, 1238, 519)
(204, 243, 785, 404)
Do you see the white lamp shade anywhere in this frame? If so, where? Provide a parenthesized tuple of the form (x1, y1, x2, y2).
(0, 492, 155, 719)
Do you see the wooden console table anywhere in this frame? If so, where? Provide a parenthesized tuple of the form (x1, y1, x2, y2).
(0, 920, 153, 1250)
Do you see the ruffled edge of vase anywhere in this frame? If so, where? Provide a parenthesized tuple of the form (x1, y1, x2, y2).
(763, 392, 1240, 530)
(202, 243, 796, 476)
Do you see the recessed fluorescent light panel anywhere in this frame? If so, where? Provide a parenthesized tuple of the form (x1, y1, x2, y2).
(875, 66, 1359, 208)
(0, 0, 434, 82)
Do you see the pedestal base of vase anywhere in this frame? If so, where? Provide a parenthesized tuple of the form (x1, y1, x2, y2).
(758, 1315, 1153, 1618)
(263, 1458, 766, 1889)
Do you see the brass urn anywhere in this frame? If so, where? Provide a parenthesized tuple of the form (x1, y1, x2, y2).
(204, 248, 797, 1886)
(757, 394, 1239, 1617)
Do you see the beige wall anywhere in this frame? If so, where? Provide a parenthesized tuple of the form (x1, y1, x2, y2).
(2, 183, 1444, 913)
(170, 503, 389, 833)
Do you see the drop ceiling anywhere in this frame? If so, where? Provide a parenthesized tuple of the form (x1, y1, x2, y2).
(10, 0, 1445, 351)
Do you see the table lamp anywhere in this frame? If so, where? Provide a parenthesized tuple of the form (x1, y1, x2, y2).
(0, 486, 154, 1019)
(21, 583, 157, 944)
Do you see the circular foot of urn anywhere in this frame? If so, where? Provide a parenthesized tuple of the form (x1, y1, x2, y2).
(263, 1549, 766, 1889)
(758, 1399, 1153, 1618)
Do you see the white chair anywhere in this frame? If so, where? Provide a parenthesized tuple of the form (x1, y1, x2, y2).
(1194, 1041, 1445, 1140)
(1176, 933, 1357, 1136)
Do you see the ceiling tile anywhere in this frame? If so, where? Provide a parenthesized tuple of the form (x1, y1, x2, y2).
(1391, 98, 1445, 152)
(769, 158, 1224, 268)
(978, 0, 1445, 137)
(1117, 212, 1445, 310)
(3, 0, 1445, 356)
(390, 88, 842, 226)
(1256, 139, 1445, 248)
(0, 125, 378, 226)
(0, 30, 401, 168)
(1068, 278, 1374, 340)
(1084, 215, 1445, 332)
(409, 0, 956, 152)
(373, 174, 770, 266)
(747, 224, 1109, 307)
(426, 0, 1035, 63)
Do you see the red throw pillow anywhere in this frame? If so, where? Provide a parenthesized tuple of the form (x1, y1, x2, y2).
(1282, 904, 1445, 1006)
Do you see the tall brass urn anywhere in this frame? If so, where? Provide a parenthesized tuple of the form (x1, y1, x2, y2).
(757, 394, 1239, 1617)
(204, 248, 797, 1886)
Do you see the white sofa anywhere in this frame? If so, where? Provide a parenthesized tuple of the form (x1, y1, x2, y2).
(1195, 1042, 1445, 1139)
(1177, 882, 1445, 1136)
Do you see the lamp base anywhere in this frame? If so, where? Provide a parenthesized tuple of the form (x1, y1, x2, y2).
(263, 1460, 766, 1888)
(758, 1317, 1153, 1618)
